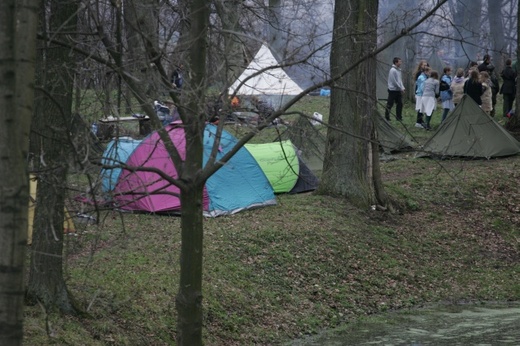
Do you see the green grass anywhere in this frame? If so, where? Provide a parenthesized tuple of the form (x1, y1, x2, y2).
(23, 96, 520, 345)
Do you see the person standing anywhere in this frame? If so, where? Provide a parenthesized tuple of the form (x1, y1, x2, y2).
(385, 57, 406, 121)
(478, 54, 499, 116)
(440, 67, 454, 122)
(464, 69, 485, 106)
(480, 71, 493, 116)
(500, 58, 517, 117)
(413, 60, 429, 128)
(451, 68, 465, 107)
(171, 64, 184, 90)
(419, 70, 440, 130)
(465, 61, 478, 78)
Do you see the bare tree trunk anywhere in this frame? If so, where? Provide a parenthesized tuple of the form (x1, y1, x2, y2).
(214, 0, 245, 86)
(175, 2, 210, 345)
(26, 0, 79, 314)
(488, 0, 506, 70)
(320, 0, 389, 209)
(267, 0, 286, 61)
(172, 0, 192, 105)
(449, 0, 482, 65)
(124, 0, 161, 99)
(486, 0, 505, 117)
(0, 0, 38, 344)
(511, 0, 520, 131)
(177, 184, 205, 345)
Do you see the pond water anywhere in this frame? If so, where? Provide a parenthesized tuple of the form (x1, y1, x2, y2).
(286, 302, 520, 345)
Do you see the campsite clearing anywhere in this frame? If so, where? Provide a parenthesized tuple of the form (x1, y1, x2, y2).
(25, 153, 520, 345)
(23, 98, 520, 345)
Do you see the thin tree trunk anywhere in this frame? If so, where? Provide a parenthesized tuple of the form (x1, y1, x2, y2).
(0, 0, 38, 344)
(512, 0, 520, 130)
(175, 1, 210, 344)
(450, 0, 482, 65)
(124, 0, 161, 99)
(177, 184, 205, 345)
(214, 0, 244, 86)
(267, 0, 286, 61)
(488, 0, 505, 71)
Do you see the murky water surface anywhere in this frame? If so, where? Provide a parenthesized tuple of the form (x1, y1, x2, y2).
(286, 303, 520, 345)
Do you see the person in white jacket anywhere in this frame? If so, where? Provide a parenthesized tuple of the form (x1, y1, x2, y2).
(420, 70, 440, 130)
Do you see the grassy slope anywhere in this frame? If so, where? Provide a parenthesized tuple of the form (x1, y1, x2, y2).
(23, 97, 520, 345)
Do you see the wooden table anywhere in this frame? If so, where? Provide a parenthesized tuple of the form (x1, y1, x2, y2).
(97, 115, 151, 139)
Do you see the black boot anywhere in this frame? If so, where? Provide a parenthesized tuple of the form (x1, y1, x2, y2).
(424, 115, 432, 130)
(415, 111, 424, 128)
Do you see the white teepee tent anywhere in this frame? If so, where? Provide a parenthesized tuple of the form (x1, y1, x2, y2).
(229, 44, 304, 97)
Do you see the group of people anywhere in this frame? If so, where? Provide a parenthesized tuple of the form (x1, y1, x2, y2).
(412, 59, 443, 130)
(464, 55, 517, 118)
(385, 54, 517, 130)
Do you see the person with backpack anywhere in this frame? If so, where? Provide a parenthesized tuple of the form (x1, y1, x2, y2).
(440, 67, 454, 122)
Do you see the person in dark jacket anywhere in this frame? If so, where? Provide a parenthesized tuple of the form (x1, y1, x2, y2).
(478, 54, 499, 116)
(464, 69, 485, 106)
(171, 64, 184, 89)
(500, 58, 517, 117)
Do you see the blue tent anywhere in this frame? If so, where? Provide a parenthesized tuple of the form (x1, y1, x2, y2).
(101, 137, 142, 192)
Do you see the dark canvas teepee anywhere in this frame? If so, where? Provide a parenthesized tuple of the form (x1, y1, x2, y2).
(418, 95, 520, 158)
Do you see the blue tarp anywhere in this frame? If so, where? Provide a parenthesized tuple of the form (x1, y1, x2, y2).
(319, 89, 331, 96)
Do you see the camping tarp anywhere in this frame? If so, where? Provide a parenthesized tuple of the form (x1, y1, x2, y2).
(418, 95, 520, 158)
(101, 123, 276, 216)
(229, 43, 304, 97)
(375, 112, 416, 153)
(245, 140, 319, 194)
(276, 116, 326, 173)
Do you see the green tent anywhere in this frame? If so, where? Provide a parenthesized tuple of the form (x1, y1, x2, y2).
(245, 140, 299, 193)
(418, 95, 520, 158)
(245, 140, 318, 194)
(375, 112, 416, 153)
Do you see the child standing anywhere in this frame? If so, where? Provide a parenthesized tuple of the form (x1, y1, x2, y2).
(420, 70, 440, 130)
(480, 71, 493, 116)
(440, 67, 454, 122)
(450, 68, 465, 107)
(464, 69, 485, 106)
(414, 60, 430, 128)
